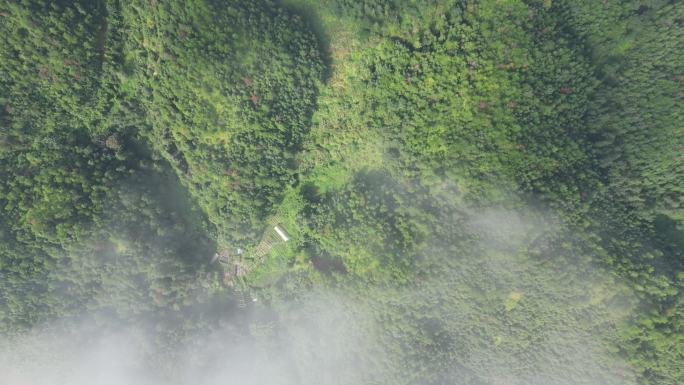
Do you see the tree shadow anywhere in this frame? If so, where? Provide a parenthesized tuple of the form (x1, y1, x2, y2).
(275, 0, 333, 83)
(653, 214, 684, 273)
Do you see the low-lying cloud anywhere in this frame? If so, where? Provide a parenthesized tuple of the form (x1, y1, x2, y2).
(0, 208, 639, 385)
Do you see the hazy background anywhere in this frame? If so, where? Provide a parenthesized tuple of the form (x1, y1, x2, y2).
(0, 208, 639, 385)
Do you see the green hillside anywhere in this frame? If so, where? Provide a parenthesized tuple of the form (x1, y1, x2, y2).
(0, 1, 682, 384)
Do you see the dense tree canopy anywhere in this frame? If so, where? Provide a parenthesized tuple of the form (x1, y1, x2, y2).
(0, 0, 681, 384)
(119, 0, 325, 243)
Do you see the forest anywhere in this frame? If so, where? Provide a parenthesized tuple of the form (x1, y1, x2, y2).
(0, 0, 682, 384)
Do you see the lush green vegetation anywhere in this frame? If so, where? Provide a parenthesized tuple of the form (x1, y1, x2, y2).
(119, 0, 325, 243)
(0, 0, 682, 384)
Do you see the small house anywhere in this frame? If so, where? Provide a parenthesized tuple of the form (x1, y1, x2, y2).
(273, 225, 290, 242)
